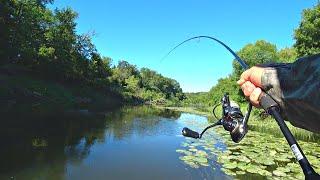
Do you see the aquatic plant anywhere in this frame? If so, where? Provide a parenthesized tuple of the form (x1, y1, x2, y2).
(177, 123, 320, 179)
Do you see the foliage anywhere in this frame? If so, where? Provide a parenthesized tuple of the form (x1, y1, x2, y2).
(111, 62, 185, 104)
(0, 0, 185, 105)
(232, 40, 279, 77)
(277, 47, 298, 63)
(294, 3, 320, 56)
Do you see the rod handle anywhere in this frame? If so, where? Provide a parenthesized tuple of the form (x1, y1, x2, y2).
(259, 91, 279, 113)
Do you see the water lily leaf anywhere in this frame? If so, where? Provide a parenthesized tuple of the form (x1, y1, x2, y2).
(189, 148, 198, 152)
(276, 167, 291, 173)
(179, 155, 194, 162)
(232, 152, 241, 155)
(246, 165, 260, 174)
(257, 169, 272, 176)
(223, 162, 238, 169)
(246, 152, 259, 158)
(259, 165, 267, 169)
(199, 162, 209, 167)
(228, 146, 243, 151)
(236, 170, 246, 175)
(261, 159, 275, 166)
(276, 157, 291, 163)
(181, 142, 189, 147)
(195, 150, 208, 157)
(273, 170, 287, 177)
(308, 156, 320, 166)
(275, 147, 287, 153)
(269, 150, 277, 156)
(238, 156, 251, 163)
(176, 149, 185, 153)
(236, 162, 248, 171)
(194, 157, 208, 164)
(218, 154, 232, 161)
(221, 168, 237, 176)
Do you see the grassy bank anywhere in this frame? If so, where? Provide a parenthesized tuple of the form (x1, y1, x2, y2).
(160, 106, 320, 142)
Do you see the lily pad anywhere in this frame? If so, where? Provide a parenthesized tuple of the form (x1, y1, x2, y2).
(189, 148, 198, 152)
(221, 168, 237, 176)
(236, 170, 246, 175)
(194, 157, 208, 164)
(273, 170, 287, 177)
(195, 150, 208, 157)
(246, 165, 260, 174)
(257, 169, 272, 176)
(238, 156, 251, 163)
(276, 167, 291, 173)
(269, 150, 277, 156)
(180, 155, 194, 162)
(223, 162, 238, 169)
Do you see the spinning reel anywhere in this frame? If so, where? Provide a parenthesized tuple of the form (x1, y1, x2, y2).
(182, 93, 251, 143)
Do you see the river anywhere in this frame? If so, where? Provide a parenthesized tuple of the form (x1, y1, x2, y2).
(0, 106, 231, 180)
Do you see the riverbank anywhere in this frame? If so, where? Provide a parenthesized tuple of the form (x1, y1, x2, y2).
(0, 66, 125, 118)
(158, 106, 320, 142)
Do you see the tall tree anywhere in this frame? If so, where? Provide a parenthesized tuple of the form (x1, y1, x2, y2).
(294, 3, 320, 56)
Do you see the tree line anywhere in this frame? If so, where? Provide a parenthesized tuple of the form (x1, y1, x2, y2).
(0, 0, 185, 105)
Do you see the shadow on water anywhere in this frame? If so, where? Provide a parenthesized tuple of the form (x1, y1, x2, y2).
(0, 106, 193, 180)
(0, 111, 107, 179)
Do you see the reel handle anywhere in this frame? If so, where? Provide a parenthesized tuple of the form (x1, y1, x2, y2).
(182, 127, 200, 139)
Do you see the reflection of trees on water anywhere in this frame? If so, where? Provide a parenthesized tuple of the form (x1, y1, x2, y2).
(104, 106, 181, 140)
(0, 113, 107, 179)
(0, 106, 181, 179)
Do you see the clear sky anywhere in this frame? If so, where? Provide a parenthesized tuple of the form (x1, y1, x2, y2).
(49, 0, 317, 92)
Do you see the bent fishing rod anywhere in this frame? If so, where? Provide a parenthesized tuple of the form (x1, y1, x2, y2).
(163, 36, 319, 179)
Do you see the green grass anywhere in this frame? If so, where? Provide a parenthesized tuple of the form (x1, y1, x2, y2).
(249, 117, 320, 143)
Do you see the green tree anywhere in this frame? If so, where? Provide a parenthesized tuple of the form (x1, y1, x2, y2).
(233, 40, 279, 77)
(111, 60, 140, 87)
(125, 75, 140, 92)
(0, 0, 53, 64)
(277, 47, 298, 63)
(294, 3, 320, 56)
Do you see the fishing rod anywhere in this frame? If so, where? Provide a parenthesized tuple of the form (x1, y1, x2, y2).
(164, 36, 319, 179)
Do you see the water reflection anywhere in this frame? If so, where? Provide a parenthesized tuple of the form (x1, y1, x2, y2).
(104, 107, 182, 140)
(1, 110, 107, 179)
(0, 106, 185, 179)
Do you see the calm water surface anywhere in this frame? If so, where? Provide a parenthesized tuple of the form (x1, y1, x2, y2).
(0, 107, 230, 180)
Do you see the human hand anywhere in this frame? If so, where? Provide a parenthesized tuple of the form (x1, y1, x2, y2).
(237, 66, 265, 107)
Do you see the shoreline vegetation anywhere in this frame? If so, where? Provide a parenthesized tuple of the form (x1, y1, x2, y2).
(1, 0, 185, 118)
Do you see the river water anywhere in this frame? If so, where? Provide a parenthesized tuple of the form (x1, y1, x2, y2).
(0, 106, 231, 180)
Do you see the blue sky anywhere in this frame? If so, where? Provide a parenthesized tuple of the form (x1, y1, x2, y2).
(50, 0, 317, 92)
